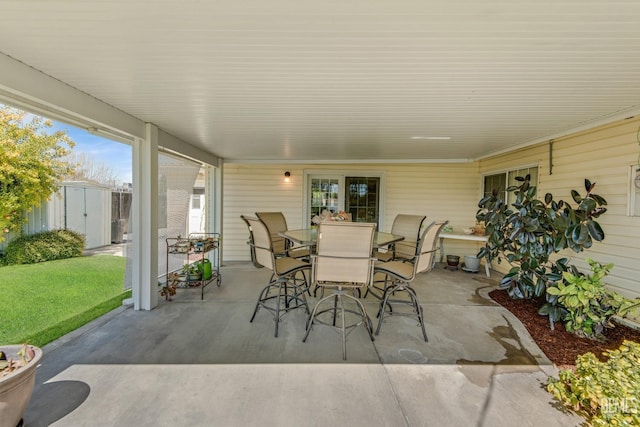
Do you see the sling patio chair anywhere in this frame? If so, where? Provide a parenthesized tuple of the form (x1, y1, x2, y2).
(242, 215, 311, 337)
(255, 211, 311, 260)
(374, 214, 426, 262)
(240, 215, 263, 269)
(302, 221, 376, 360)
(368, 214, 426, 299)
(373, 220, 449, 342)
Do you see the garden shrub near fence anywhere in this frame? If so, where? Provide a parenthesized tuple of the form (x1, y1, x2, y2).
(2, 229, 85, 265)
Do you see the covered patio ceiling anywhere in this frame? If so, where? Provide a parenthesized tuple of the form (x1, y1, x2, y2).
(1, 1, 640, 162)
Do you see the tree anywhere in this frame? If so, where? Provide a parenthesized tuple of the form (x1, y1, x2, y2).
(62, 151, 119, 187)
(0, 106, 74, 241)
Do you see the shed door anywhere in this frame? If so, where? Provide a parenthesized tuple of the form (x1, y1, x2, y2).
(65, 186, 87, 242)
(85, 188, 105, 248)
(65, 186, 107, 249)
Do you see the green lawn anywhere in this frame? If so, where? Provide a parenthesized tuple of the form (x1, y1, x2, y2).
(0, 255, 130, 347)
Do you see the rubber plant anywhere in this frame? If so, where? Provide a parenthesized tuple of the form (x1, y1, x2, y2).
(476, 176, 608, 326)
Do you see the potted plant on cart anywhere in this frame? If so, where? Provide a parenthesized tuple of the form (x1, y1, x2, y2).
(0, 343, 42, 427)
(182, 263, 202, 282)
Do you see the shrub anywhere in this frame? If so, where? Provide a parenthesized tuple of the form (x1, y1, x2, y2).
(547, 340, 640, 427)
(3, 229, 85, 264)
(545, 258, 625, 338)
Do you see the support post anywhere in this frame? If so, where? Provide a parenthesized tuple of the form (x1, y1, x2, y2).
(131, 124, 159, 310)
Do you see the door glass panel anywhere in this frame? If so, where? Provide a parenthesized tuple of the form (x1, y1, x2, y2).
(309, 177, 340, 224)
(345, 177, 380, 226)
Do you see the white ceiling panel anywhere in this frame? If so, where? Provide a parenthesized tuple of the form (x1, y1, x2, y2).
(1, 0, 639, 161)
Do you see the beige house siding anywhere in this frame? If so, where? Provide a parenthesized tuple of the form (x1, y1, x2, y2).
(479, 117, 640, 298)
(223, 162, 483, 262)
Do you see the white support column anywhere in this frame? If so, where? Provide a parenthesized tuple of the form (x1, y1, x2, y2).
(205, 162, 224, 263)
(131, 124, 159, 310)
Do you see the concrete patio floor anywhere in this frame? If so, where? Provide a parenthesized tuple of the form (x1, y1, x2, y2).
(24, 262, 582, 426)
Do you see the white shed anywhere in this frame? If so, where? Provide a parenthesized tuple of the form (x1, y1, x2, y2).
(46, 181, 112, 249)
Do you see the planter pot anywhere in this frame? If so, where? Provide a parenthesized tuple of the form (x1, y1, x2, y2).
(187, 273, 202, 281)
(0, 345, 42, 427)
(446, 255, 460, 267)
(463, 255, 481, 272)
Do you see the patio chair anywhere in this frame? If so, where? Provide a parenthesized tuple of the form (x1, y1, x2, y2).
(374, 214, 427, 262)
(241, 215, 311, 337)
(367, 214, 426, 299)
(240, 215, 263, 268)
(373, 220, 449, 342)
(302, 221, 376, 360)
(255, 211, 310, 260)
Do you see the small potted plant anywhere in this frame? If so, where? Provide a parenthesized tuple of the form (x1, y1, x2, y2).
(181, 263, 202, 281)
(0, 343, 42, 427)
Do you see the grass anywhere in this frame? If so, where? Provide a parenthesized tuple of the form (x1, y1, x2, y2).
(0, 255, 130, 347)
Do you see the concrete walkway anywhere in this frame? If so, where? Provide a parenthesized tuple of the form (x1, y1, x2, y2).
(24, 262, 582, 426)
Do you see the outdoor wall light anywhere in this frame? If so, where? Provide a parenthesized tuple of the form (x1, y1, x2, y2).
(284, 171, 291, 182)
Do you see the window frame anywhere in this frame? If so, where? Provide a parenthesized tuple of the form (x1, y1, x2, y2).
(481, 163, 540, 204)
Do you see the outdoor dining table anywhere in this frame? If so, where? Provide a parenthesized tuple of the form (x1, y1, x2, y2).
(281, 228, 405, 250)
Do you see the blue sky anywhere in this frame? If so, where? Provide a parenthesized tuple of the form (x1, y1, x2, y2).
(52, 122, 133, 184)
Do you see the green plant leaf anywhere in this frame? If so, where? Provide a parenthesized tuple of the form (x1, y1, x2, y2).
(478, 195, 493, 207)
(544, 193, 553, 204)
(580, 198, 596, 215)
(553, 235, 566, 251)
(591, 207, 607, 218)
(547, 272, 562, 282)
(584, 178, 592, 192)
(586, 220, 605, 241)
(534, 279, 546, 297)
(499, 276, 513, 289)
(571, 189, 582, 204)
(538, 303, 552, 315)
(571, 223, 589, 244)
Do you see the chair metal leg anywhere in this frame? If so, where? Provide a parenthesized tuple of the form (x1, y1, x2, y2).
(250, 284, 271, 323)
(406, 286, 428, 342)
(273, 282, 282, 337)
(375, 283, 427, 342)
(340, 295, 347, 360)
(251, 270, 310, 338)
(303, 293, 331, 342)
(303, 289, 374, 359)
(351, 296, 375, 342)
(376, 285, 394, 336)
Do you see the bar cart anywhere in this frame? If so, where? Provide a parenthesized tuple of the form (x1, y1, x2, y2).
(164, 232, 221, 300)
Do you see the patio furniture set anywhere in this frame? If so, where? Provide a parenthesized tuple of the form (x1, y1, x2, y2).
(241, 212, 449, 359)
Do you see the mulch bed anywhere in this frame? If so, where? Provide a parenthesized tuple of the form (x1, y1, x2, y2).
(488, 289, 640, 368)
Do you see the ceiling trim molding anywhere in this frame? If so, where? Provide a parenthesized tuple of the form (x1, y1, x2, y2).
(475, 106, 640, 161)
(223, 158, 474, 165)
